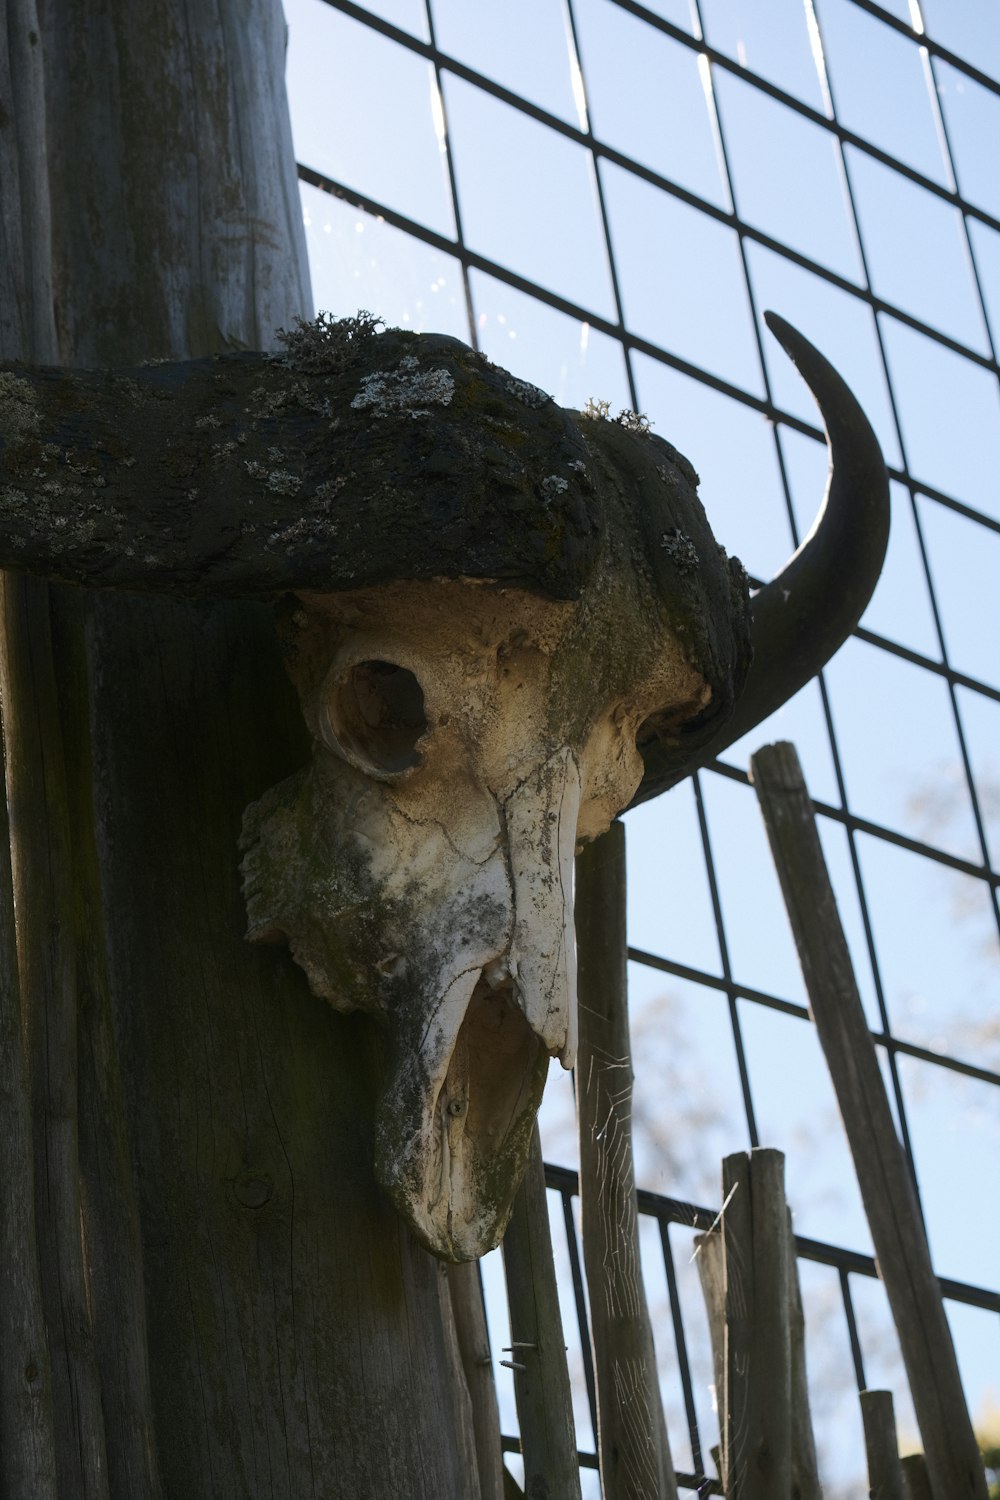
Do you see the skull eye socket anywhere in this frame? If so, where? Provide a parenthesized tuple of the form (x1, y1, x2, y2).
(322, 659, 427, 776)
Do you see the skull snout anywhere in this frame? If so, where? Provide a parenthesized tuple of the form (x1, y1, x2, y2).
(502, 746, 582, 1068)
(374, 747, 583, 1259)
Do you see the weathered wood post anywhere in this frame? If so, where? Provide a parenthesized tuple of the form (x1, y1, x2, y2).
(0, 5, 892, 1489)
(751, 740, 988, 1500)
(0, 4, 487, 1494)
(861, 1390, 906, 1500)
(575, 820, 678, 1500)
(502, 1128, 582, 1499)
(720, 1148, 793, 1499)
(694, 1191, 820, 1500)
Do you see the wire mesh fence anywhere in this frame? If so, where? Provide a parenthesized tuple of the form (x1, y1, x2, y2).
(284, 0, 1000, 1488)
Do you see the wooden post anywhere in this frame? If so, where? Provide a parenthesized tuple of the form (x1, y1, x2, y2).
(721, 1149, 793, 1500)
(502, 1126, 582, 1500)
(750, 741, 988, 1500)
(697, 1199, 820, 1499)
(450, 1261, 506, 1500)
(693, 1228, 727, 1479)
(787, 1210, 822, 1500)
(575, 821, 678, 1500)
(0, 3, 489, 1493)
(861, 1390, 905, 1500)
(901, 1453, 935, 1500)
(0, 628, 58, 1500)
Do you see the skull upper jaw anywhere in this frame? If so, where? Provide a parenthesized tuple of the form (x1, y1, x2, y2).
(240, 751, 575, 1262)
(375, 967, 551, 1262)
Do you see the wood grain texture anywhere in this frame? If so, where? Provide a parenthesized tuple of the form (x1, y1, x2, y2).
(0, 0, 57, 362)
(3, 576, 111, 1499)
(575, 822, 677, 1500)
(750, 741, 988, 1500)
(86, 589, 482, 1497)
(38, 0, 310, 368)
(0, 7, 61, 1495)
(0, 586, 59, 1496)
(502, 1126, 582, 1500)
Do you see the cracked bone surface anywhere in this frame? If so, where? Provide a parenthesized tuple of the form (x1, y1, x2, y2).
(241, 576, 711, 1260)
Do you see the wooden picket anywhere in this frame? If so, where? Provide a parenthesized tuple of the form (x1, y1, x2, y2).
(496, 740, 990, 1499)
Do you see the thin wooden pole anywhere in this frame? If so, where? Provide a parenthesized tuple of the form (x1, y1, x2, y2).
(575, 821, 678, 1500)
(438, 1259, 484, 1496)
(861, 1390, 905, 1500)
(2, 576, 111, 1500)
(450, 1261, 506, 1500)
(721, 1148, 793, 1500)
(0, 6, 68, 1494)
(696, 1198, 820, 1498)
(693, 1229, 726, 1488)
(502, 1125, 582, 1500)
(901, 1453, 934, 1500)
(0, 589, 58, 1497)
(787, 1209, 822, 1500)
(750, 740, 988, 1500)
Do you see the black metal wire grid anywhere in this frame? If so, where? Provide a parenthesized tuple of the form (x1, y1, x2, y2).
(528, 1162, 1000, 1495)
(287, 0, 1000, 1488)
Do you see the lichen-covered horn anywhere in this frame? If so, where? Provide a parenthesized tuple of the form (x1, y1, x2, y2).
(0, 312, 886, 810)
(629, 310, 890, 807)
(0, 321, 606, 600)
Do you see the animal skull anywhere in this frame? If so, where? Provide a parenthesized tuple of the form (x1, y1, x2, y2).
(241, 575, 710, 1261)
(0, 312, 889, 1260)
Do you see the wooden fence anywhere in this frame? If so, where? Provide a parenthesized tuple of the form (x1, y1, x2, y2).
(477, 741, 990, 1500)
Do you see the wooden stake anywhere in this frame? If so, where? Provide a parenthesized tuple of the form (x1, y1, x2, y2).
(861, 1390, 905, 1500)
(502, 1126, 582, 1500)
(901, 1453, 934, 1500)
(721, 1149, 793, 1499)
(0, 588, 58, 1496)
(750, 741, 988, 1500)
(697, 1200, 820, 1498)
(450, 1260, 505, 1500)
(575, 821, 678, 1500)
(693, 1229, 727, 1487)
(787, 1209, 822, 1500)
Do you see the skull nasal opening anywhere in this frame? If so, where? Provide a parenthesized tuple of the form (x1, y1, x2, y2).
(322, 660, 427, 776)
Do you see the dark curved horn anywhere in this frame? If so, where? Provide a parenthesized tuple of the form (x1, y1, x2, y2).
(631, 311, 890, 806)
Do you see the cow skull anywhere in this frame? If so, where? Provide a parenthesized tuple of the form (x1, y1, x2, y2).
(0, 311, 889, 1260)
(241, 575, 710, 1261)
